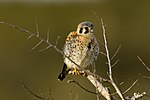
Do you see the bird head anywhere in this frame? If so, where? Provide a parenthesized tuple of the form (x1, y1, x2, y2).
(77, 21, 94, 35)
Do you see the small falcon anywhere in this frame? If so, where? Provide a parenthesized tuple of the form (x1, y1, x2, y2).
(58, 21, 99, 81)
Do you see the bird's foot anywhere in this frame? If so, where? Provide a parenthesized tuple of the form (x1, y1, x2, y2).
(79, 71, 87, 77)
(72, 68, 80, 75)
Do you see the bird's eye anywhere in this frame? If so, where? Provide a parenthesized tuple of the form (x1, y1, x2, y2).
(84, 27, 89, 34)
(79, 28, 83, 33)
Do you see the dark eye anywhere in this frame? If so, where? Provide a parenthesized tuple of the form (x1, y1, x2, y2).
(79, 28, 83, 33)
(84, 27, 89, 34)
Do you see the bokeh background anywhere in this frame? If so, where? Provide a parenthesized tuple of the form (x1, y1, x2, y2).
(0, 0, 150, 100)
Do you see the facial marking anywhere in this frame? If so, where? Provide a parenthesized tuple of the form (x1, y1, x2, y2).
(79, 27, 83, 33)
(84, 27, 89, 34)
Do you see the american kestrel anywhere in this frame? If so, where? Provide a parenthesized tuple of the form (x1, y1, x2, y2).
(58, 21, 99, 81)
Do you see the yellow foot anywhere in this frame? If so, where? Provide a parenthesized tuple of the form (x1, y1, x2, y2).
(72, 68, 80, 75)
(79, 71, 87, 77)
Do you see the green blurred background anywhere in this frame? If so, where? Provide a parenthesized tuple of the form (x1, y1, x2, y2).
(0, 0, 150, 100)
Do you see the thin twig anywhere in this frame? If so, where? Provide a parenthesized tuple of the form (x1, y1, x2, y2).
(74, 94, 78, 100)
(90, 10, 105, 46)
(35, 17, 40, 37)
(112, 59, 119, 67)
(96, 89, 100, 100)
(137, 56, 150, 72)
(23, 84, 45, 100)
(67, 79, 98, 94)
(47, 28, 50, 42)
(92, 62, 96, 73)
(39, 45, 52, 52)
(123, 79, 138, 94)
(31, 40, 43, 51)
(111, 45, 121, 61)
(48, 86, 53, 100)
(119, 82, 124, 86)
(54, 36, 60, 47)
(0, 20, 63, 55)
(69, 91, 73, 100)
(27, 34, 34, 40)
(100, 51, 107, 56)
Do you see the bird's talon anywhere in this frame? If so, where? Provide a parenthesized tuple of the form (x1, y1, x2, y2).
(79, 71, 87, 77)
(72, 68, 79, 75)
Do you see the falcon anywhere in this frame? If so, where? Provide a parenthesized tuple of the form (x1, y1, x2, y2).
(58, 21, 99, 81)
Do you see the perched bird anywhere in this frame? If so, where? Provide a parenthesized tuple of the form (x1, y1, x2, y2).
(58, 21, 99, 81)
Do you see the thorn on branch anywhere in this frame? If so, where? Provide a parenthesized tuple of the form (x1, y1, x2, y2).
(119, 81, 125, 86)
(55, 36, 60, 47)
(27, 34, 34, 40)
(47, 28, 50, 42)
(31, 40, 43, 51)
(35, 17, 40, 37)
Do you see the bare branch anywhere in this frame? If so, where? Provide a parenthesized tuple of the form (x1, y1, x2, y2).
(101, 18, 125, 100)
(87, 75, 112, 100)
(0, 20, 63, 55)
(137, 56, 150, 72)
(125, 92, 147, 100)
(0, 20, 33, 35)
(111, 45, 121, 61)
(123, 79, 138, 94)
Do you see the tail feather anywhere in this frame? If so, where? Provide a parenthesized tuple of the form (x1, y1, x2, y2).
(58, 63, 70, 81)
